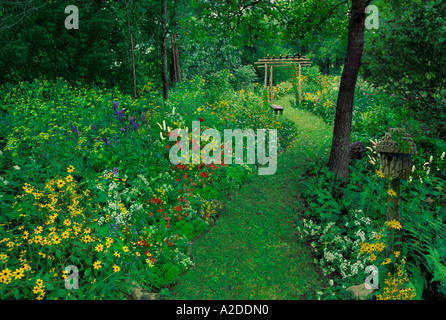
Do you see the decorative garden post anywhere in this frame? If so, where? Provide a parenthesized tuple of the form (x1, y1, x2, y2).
(375, 128, 417, 256)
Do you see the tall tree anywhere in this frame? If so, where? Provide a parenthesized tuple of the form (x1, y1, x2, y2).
(160, 0, 169, 100)
(125, 1, 138, 98)
(328, 0, 371, 179)
(170, 32, 181, 84)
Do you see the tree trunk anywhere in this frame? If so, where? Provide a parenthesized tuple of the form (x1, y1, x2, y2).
(125, 2, 137, 99)
(328, 0, 371, 179)
(171, 33, 181, 84)
(161, 0, 169, 100)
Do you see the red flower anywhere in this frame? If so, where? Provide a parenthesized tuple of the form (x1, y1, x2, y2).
(138, 239, 149, 247)
(199, 117, 204, 123)
(174, 206, 182, 212)
(158, 207, 163, 213)
(166, 145, 170, 149)
(200, 171, 208, 178)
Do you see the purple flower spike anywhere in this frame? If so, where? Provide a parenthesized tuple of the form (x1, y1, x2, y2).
(113, 100, 118, 110)
(113, 167, 118, 175)
(121, 127, 126, 132)
(118, 109, 124, 122)
(71, 125, 76, 133)
(129, 116, 134, 123)
(132, 122, 138, 132)
(91, 124, 95, 131)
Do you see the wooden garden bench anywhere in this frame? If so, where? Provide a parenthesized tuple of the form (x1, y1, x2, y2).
(270, 104, 284, 115)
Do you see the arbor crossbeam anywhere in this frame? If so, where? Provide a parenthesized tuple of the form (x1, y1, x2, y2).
(255, 54, 312, 104)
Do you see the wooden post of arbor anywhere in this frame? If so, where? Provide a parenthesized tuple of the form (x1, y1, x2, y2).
(298, 63, 302, 103)
(375, 128, 417, 256)
(254, 54, 312, 106)
(269, 65, 273, 103)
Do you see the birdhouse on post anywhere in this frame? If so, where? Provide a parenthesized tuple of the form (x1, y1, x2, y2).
(375, 128, 417, 179)
(375, 128, 417, 256)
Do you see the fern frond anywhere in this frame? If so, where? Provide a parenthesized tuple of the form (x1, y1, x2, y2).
(425, 248, 446, 283)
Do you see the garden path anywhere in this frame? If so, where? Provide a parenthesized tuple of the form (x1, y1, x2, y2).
(170, 95, 333, 299)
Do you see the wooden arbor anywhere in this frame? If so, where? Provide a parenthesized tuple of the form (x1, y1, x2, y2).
(254, 54, 312, 104)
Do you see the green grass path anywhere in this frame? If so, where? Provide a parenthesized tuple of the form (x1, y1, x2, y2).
(170, 96, 333, 299)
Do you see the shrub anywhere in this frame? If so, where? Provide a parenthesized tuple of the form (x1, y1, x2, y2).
(231, 65, 258, 90)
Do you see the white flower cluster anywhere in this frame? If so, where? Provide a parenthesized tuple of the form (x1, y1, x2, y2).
(297, 209, 374, 279)
(96, 169, 140, 226)
(0, 176, 9, 186)
(173, 248, 195, 269)
(158, 106, 185, 141)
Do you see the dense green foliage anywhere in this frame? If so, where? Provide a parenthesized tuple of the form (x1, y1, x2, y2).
(362, 0, 446, 139)
(1, 0, 445, 301)
(1, 1, 124, 86)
